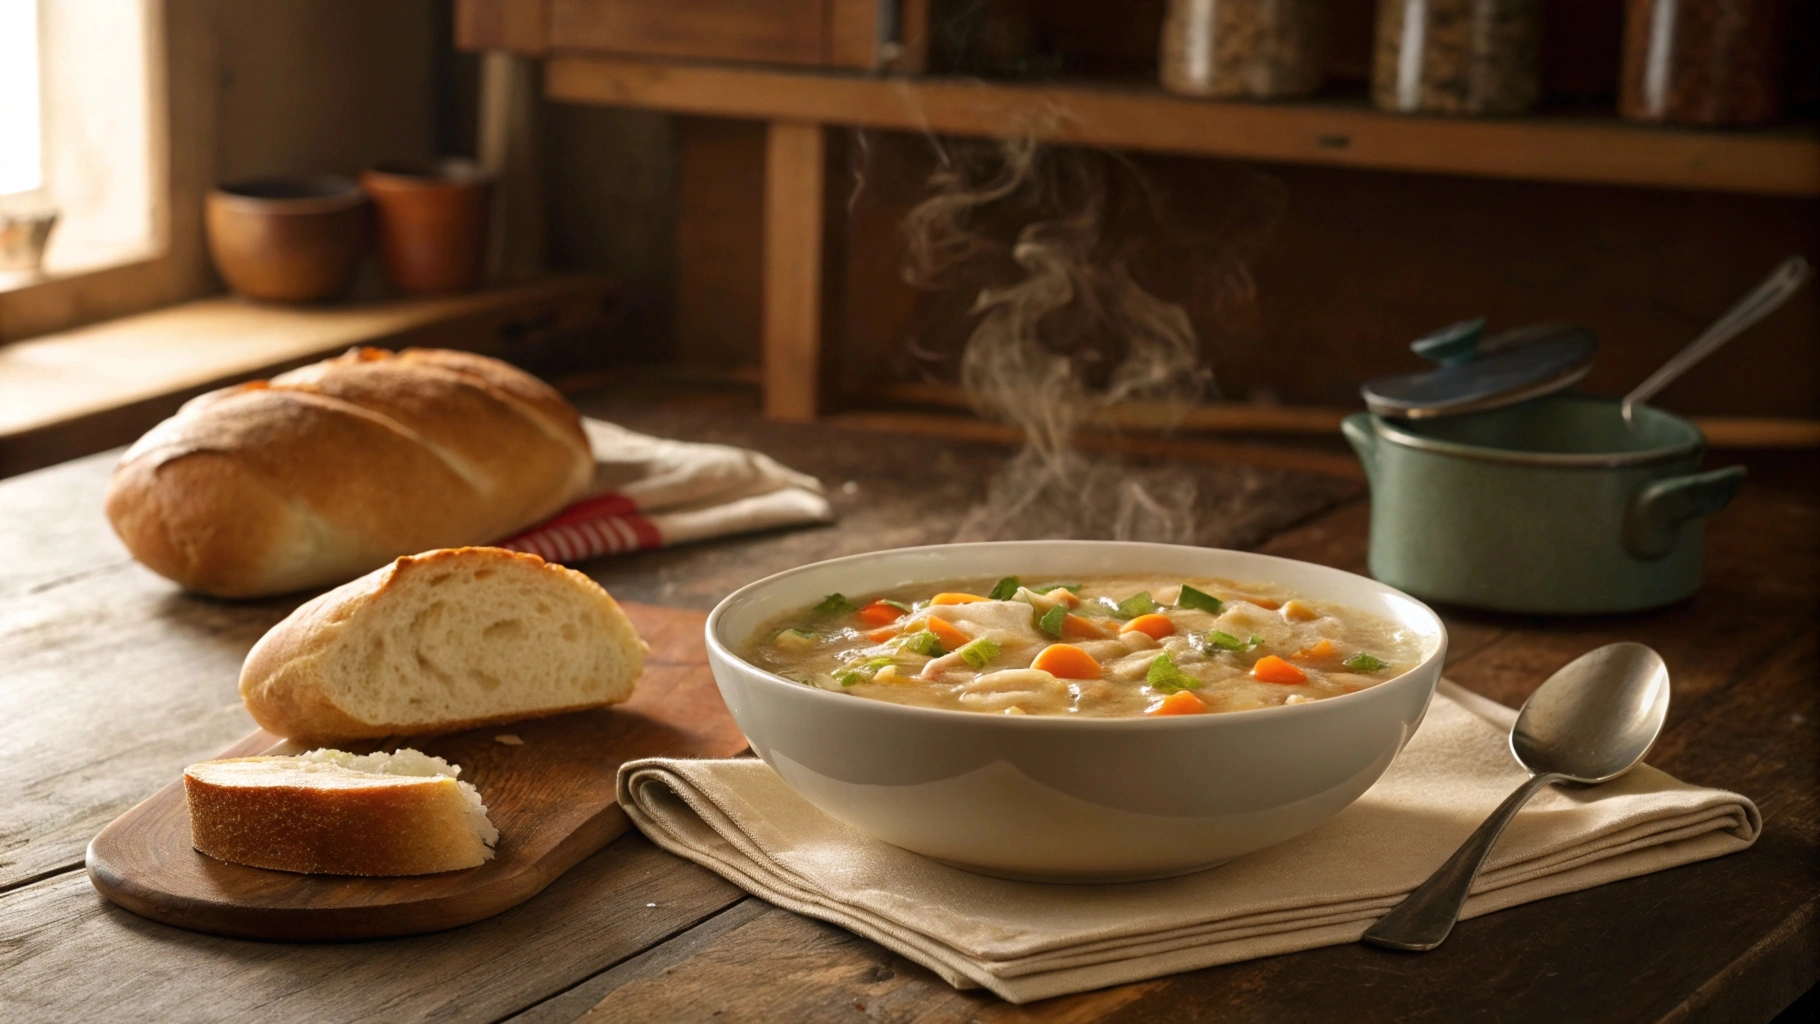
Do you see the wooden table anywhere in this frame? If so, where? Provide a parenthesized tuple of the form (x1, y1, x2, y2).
(2, 392, 1814, 1023)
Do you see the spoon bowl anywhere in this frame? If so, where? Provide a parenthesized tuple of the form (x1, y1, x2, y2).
(1511, 642, 1671, 782)
(1362, 642, 1671, 950)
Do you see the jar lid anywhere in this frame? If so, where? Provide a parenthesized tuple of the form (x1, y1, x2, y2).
(1360, 319, 1597, 419)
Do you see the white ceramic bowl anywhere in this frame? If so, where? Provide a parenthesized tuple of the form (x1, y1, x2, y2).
(705, 541, 1447, 882)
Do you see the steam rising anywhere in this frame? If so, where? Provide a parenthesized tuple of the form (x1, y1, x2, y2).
(899, 134, 1217, 544)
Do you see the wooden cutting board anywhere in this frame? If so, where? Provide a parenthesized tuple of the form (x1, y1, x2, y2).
(85, 602, 748, 941)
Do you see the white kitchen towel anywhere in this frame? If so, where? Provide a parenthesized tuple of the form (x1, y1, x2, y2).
(617, 682, 1759, 1003)
(497, 419, 833, 563)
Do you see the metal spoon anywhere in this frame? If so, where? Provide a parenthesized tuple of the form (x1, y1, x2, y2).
(1622, 256, 1811, 426)
(1362, 643, 1671, 951)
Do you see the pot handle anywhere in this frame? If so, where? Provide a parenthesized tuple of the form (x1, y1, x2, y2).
(1622, 466, 1746, 561)
(1341, 414, 1377, 481)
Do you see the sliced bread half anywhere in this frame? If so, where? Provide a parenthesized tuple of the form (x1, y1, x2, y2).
(184, 748, 498, 876)
(241, 547, 645, 743)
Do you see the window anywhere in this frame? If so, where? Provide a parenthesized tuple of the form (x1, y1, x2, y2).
(2, 0, 159, 281)
(0, 1, 42, 199)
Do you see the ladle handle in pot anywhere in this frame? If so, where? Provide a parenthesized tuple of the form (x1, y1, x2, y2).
(1623, 256, 1811, 423)
(1362, 771, 1569, 952)
(1622, 466, 1747, 562)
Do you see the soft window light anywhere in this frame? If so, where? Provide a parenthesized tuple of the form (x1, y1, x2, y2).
(0, 0, 43, 197)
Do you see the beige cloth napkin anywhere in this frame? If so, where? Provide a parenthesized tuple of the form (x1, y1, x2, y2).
(617, 681, 1760, 1003)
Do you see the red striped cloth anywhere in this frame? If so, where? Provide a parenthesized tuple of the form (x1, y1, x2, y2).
(495, 493, 664, 563)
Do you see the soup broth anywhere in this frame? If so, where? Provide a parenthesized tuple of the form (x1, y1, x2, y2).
(741, 575, 1431, 717)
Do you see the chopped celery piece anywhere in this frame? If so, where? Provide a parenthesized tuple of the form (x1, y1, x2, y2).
(835, 655, 896, 687)
(1032, 583, 1082, 595)
(814, 593, 857, 615)
(1344, 652, 1388, 672)
(879, 598, 914, 614)
(987, 576, 1021, 601)
(1037, 603, 1068, 638)
(1146, 652, 1201, 695)
(1176, 585, 1224, 615)
(1248, 634, 1266, 647)
(896, 630, 945, 656)
(957, 638, 1000, 669)
(1115, 592, 1160, 618)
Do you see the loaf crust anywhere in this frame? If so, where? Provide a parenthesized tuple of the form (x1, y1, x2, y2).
(105, 348, 593, 598)
(240, 547, 645, 743)
(184, 756, 493, 876)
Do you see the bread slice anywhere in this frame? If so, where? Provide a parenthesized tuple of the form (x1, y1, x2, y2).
(240, 547, 645, 743)
(184, 748, 498, 876)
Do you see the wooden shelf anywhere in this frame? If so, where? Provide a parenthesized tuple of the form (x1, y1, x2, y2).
(0, 275, 614, 476)
(546, 56, 1820, 197)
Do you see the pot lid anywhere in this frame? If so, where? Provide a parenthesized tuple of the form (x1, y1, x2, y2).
(1361, 319, 1598, 419)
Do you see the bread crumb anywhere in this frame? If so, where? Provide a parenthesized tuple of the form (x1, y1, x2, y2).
(646, 902, 657, 908)
(494, 734, 524, 745)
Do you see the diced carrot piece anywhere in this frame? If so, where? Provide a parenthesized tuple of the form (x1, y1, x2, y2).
(865, 625, 902, 643)
(1252, 654, 1307, 684)
(856, 601, 904, 627)
(1147, 690, 1206, 715)
(1120, 613, 1177, 640)
(930, 592, 988, 605)
(1281, 600, 1317, 622)
(1062, 614, 1108, 639)
(923, 616, 971, 650)
(1031, 643, 1102, 679)
(1291, 639, 1337, 661)
(1251, 599, 1282, 611)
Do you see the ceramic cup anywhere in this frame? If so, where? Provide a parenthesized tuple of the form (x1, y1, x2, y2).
(705, 541, 1448, 882)
(205, 177, 368, 302)
(361, 158, 494, 295)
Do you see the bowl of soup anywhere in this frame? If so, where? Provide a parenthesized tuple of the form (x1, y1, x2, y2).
(705, 541, 1447, 882)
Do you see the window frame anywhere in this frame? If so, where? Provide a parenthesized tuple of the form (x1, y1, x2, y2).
(0, 0, 216, 344)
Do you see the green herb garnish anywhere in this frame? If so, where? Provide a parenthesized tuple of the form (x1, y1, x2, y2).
(1115, 592, 1159, 619)
(1201, 630, 1245, 651)
(1032, 583, 1082, 595)
(957, 638, 1000, 669)
(987, 577, 1021, 601)
(1176, 585, 1224, 615)
(1146, 652, 1202, 695)
(814, 593, 857, 615)
(896, 630, 945, 656)
(1344, 652, 1388, 672)
(878, 598, 914, 614)
(1197, 631, 1266, 653)
(1037, 603, 1068, 638)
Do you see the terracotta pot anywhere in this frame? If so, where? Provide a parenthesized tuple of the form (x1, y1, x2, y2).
(361, 159, 494, 295)
(205, 177, 369, 302)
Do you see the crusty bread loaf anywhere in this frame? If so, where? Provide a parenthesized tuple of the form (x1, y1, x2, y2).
(184, 748, 497, 875)
(240, 547, 644, 743)
(105, 347, 594, 598)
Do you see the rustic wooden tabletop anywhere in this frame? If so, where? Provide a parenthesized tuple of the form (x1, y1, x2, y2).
(1, 391, 1813, 1023)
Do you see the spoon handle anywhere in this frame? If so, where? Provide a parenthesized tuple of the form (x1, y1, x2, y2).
(1622, 256, 1810, 424)
(1362, 771, 1568, 951)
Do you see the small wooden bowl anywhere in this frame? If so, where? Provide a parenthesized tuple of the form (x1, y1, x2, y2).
(206, 177, 369, 302)
(361, 159, 495, 295)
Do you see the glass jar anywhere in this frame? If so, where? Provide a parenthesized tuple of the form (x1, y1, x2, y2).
(1619, 0, 1787, 126)
(1371, 0, 1543, 115)
(1160, 0, 1327, 100)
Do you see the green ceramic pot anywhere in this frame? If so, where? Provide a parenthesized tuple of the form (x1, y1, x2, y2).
(1342, 395, 1745, 614)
